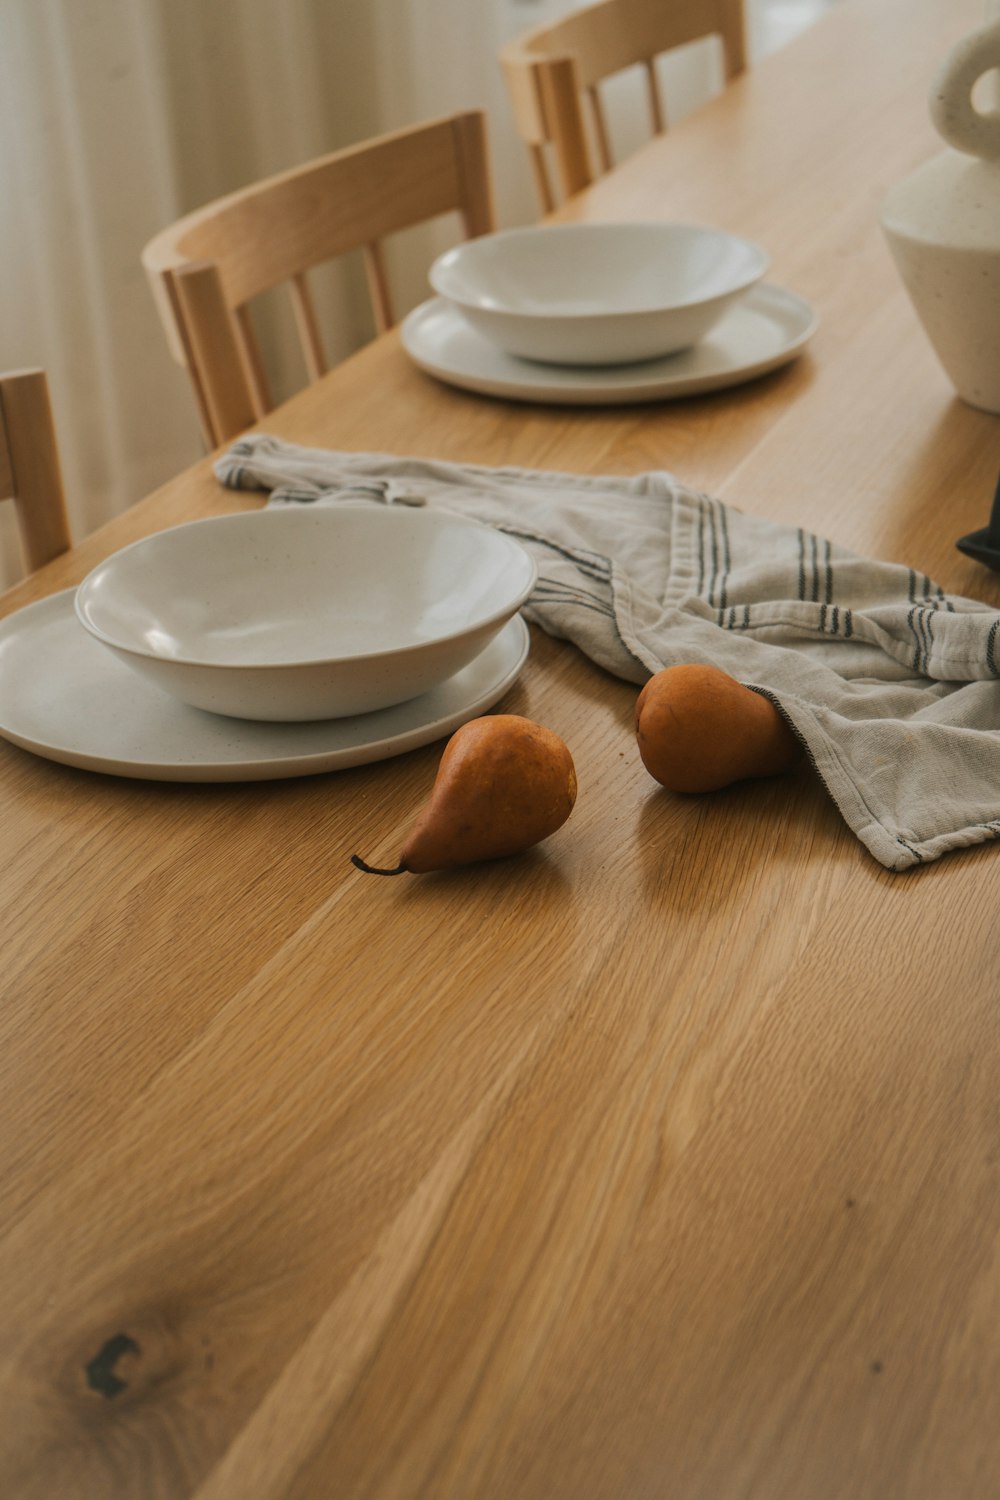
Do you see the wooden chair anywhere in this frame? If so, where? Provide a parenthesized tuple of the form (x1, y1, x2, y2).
(142, 111, 495, 449)
(500, 0, 747, 212)
(0, 369, 72, 574)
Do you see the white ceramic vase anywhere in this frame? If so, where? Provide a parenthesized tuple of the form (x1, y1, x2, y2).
(879, 18, 1000, 414)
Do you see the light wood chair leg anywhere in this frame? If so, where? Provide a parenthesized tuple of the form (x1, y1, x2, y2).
(0, 369, 72, 571)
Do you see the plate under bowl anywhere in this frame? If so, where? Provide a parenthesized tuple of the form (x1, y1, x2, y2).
(401, 284, 818, 405)
(0, 593, 531, 781)
(429, 222, 769, 366)
(75, 506, 536, 721)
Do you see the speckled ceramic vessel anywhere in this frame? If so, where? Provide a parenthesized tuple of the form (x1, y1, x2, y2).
(880, 19, 1000, 414)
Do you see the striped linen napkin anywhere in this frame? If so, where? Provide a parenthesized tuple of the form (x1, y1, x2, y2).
(216, 434, 1000, 871)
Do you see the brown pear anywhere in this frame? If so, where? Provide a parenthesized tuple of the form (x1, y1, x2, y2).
(352, 714, 577, 874)
(635, 664, 800, 793)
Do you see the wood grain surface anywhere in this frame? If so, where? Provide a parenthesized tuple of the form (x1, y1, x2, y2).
(2, 1, 998, 1496)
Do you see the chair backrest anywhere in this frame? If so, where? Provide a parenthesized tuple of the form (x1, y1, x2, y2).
(0, 369, 72, 574)
(142, 110, 496, 449)
(501, 0, 747, 211)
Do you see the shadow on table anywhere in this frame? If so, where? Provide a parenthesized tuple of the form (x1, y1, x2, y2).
(634, 758, 854, 917)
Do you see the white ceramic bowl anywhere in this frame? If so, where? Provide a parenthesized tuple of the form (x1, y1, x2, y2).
(429, 222, 769, 367)
(74, 507, 536, 721)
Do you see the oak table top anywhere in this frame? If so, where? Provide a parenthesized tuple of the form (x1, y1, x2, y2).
(2, 0, 999, 1496)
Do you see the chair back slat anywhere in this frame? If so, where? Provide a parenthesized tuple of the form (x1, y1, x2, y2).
(528, 143, 555, 216)
(0, 414, 13, 501)
(718, 0, 748, 77)
(0, 369, 72, 573)
(143, 110, 496, 446)
(501, 0, 747, 209)
(529, 0, 739, 87)
(644, 58, 665, 133)
(289, 274, 328, 382)
(363, 242, 394, 335)
(234, 306, 272, 416)
(586, 85, 613, 173)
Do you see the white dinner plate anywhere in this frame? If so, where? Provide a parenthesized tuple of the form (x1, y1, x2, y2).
(0, 591, 530, 782)
(401, 283, 818, 405)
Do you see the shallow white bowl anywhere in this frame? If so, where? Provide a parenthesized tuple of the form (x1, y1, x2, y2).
(75, 507, 536, 721)
(429, 222, 769, 367)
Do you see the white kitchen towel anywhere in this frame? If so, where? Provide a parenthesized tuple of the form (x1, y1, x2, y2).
(216, 434, 1000, 871)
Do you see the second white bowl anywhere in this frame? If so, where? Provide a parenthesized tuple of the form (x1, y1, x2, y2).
(429, 222, 769, 366)
(75, 506, 536, 721)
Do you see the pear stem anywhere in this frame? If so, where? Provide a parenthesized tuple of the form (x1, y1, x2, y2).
(350, 853, 407, 876)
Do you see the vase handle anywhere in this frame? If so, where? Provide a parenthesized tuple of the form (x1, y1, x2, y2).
(930, 20, 1000, 160)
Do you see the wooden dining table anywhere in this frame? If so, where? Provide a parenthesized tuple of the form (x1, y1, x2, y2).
(3, 0, 999, 1495)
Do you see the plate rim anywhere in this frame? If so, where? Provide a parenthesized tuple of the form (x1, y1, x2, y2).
(401, 283, 818, 405)
(0, 592, 531, 782)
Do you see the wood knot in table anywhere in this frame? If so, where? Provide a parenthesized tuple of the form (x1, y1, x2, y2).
(75, 1310, 195, 1407)
(84, 1332, 141, 1398)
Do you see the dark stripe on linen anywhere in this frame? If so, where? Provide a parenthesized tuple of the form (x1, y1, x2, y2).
(987, 619, 1000, 678)
(896, 835, 926, 864)
(717, 502, 731, 617)
(907, 606, 922, 672)
(707, 501, 720, 607)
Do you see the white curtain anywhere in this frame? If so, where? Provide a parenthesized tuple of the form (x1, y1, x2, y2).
(0, 0, 191, 585)
(0, 0, 822, 590)
(0, 0, 389, 588)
